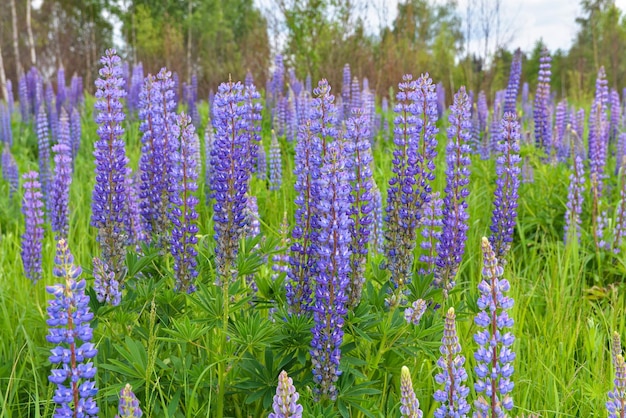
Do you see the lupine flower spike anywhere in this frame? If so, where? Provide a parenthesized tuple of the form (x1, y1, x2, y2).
(404, 299, 427, 326)
(116, 384, 143, 417)
(46, 239, 98, 417)
(474, 237, 515, 417)
(433, 307, 470, 417)
(607, 353, 626, 418)
(93, 257, 121, 306)
(268, 370, 303, 418)
(400, 366, 423, 418)
(21, 171, 45, 283)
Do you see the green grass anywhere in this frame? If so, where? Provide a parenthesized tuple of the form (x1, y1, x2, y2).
(0, 95, 624, 417)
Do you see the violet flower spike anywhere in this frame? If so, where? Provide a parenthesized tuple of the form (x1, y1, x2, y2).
(564, 155, 585, 245)
(608, 354, 626, 418)
(2, 145, 19, 199)
(21, 171, 45, 283)
(93, 257, 121, 307)
(50, 143, 72, 239)
(503, 48, 522, 115)
(269, 130, 283, 191)
(37, 106, 52, 209)
(433, 307, 470, 418)
(92, 48, 129, 283)
(473, 237, 515, 417)
(46, 239, 98, 417)
(269, 370, 303, 418)
(116, 383, 143, 418)
(400, 366, 423, 418)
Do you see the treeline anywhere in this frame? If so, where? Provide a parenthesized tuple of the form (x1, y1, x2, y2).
(1, 0, 626, 103)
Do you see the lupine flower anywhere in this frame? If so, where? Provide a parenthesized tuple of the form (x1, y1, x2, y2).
(125, 169, 145, 246)
(46, 239, 98, 417)
(169, 113, 200, 293)
(128, 62, 144, 115)
(244, 83, 263, 178)
(57, 66, 66, 115)
(69, 75, 84, 110)
(2, 145, 19, 198)
(269, 130, 282, 191)
(257, 140, 267, 181)
(6, 79, 14, 115)
(553, 100, 568, 161)
(589, 67, 610, 199)
(189, 73, 200, 128)
(269, 370, 303, 418)
(564, 155, 585, 244)
(419, 192, 443, 275)
(0, 103, 11, 146)
(46, 82, 59, 142)
(287, 120, 319, 313)
(350, 76, 361, 114)
(21, 171, 44, 283)
(19, 75, 29, 122)
(50, 143, 72, 238)
(400, 366, 423, 418)
(37, 106, 52, 208)
(204, 119, 215, 199)
(533, 48, 552, 150)
(385, 74, 438, 296)
(342, 64, 351, 119)
(612, 331, 623, 368)
(404, 299, 427, 326)
(434, 87, 471, 295)
(93, 257, 121, 307)
(381, 97, 390, 133)
(477, 91, 488, 136)
(489, 113, 521, 261)
(433, 307, 470, 418)
(610, 88, 621, 142)
(371, 180, 384, 253)
(92, 49, 129, 284)
(310, 140, 351, 401)
(70, 107, 81, 159)
(474, 237, 515, 417)
(212, 80, 252, 285)
(116, 384, 143, 417)
(608, 354, 626, 418)
(243, 195, 261, 238)
(345, 110, 374, 308)
(503, 48, 522, 115)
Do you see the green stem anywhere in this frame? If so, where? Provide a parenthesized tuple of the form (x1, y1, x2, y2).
(216, 275, 230, 418)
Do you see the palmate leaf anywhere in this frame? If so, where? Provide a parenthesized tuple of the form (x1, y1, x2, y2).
(229, 311, 278, 353)
(335, 371, 382, 418)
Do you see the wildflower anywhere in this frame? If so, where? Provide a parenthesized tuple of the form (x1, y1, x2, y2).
(2, 145, 19, 198)
(269, 130, 282, 190)
(116, 384, 143, 417)
(404, 299, 427, 326)
(21, 171, 44, 283)
(269, 370, 303, 418)
(50, 144, 72, 238)
(93, 257, 121, 307)
(400, 366, 423, 418)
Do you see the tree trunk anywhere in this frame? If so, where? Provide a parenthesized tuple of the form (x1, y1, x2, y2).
(26, 0, 36, 66)
(0, 45, 8, 102)
(10, 0, 22, 76)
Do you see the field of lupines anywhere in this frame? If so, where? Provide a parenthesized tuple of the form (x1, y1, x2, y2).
(2, 46, 626, 417)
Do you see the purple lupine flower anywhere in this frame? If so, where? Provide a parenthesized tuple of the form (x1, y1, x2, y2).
(46, 239, 98, 417)
(269, 130, 282, 190)
(128, 62, 144, 115)
(350, 76, 361, 114)
(589, 66, 610, 199)
(212, 80, 252, 285)
(92, 49, 129, 283)
(272, 54, 285, 106)
(489, 113, 521, 261)
(58, 108, 72, 155)
(436, 82, 445, 118)
(169, 113, 200, 293)
(93, 257, 121, 306)
(287, 120, 319, 313)
(384, 74, 439, 296)
(488, 107, 501, 157)
(256, 139, 267, 181)
(433, 307, 470, 418)
(564, 155, 585, 244)
(371, 180, 384, 253)
(610, 88, 621, 142)
(503, 48, 522, 115)
(244, 70, 254, 88)
(469, 103, 481, 153)
(190, 73, 200, 128)
(618, 133, 626, 166)
(6, 79, 14, 115)
(244, 83, 262, 176)
(21, 171, 44, 283)
(287, 93, 298, 141)
(400, 366, 423, 418)
(607, 354, 626, 418)
(70, 107, 81, 159)
(269, 370, 303, 418)
(434, 87, 472, 295)
(521, 82, 532, 124)
(243, 194, 260, 238)
(533, 48, 552, 151)
(310, 140, 351, 401)
(474, 237, 515, 417)
(404, 299, 427, 326)
(477, 91, 488, 136)
(204, 120, 215, 199)
(50, 144, 72, 238)
(613, 159, 626, 253)
(554, 99, 568, 161)
(0, 103, 11, 146)
(345, 110, 374, 308)
(612, 331, 623, 368)
(69, 74, 84, 110)
(2, 145, 19, 198)
(381, 96, 390, 133)
(342, 64, 351, 120)
(575, 108, 585, 143)
(46, 82, 59, 143)
(116, 384, 143, 418)
(57, 66, 66, 115)
(125, 169, 145, 246)
(19, 74, 29, 122)
(419, 191, 443, 275)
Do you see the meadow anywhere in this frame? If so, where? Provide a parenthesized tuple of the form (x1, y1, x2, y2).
(0, 48, 625, 418)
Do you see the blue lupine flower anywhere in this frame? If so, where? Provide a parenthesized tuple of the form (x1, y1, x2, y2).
(371, 180, 384, 253)
(36, 106, 52, 208)
(212, 80, 252, 285)
(503, 48, 522, 115)
(46, 82, 59, 142)
(269, 370, 303, 418)
(116, 384, 143, 417)
(345, 110, 373, 308)
(533, 48, 552, 150)
(0, 102, 11, 146)
(169, 113, 200, 293)
(56, 66, 66, 115)
(70, 107, 82, 160)
(125, 169, 145, 246)
(489, 112, 521, 261)
(47, 239, 98, 417)
(93, 257, 121, 307)
(610, 88, 621, 142)
(2, 145, 19, 199)
(564, 155, 585, 244)
(473, 237, 515, 417)
(404, 299, 427, 326)
(21, 171, 44, 283)
(400, 366, 423, 418)
(433, 307, 470, 418)
(50, 143, 72, 238)
(607, 353, 626, 418)
(269, 130, 282, 191)
(310, 140, 351, 401)
(342, 64, 351, 120)
(589, 66, 610, 198)
(434, 87, 472, 295)
(92, 49, 129, 283)
(419, 191, 443, 275)
(256, 139, 267, 181)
